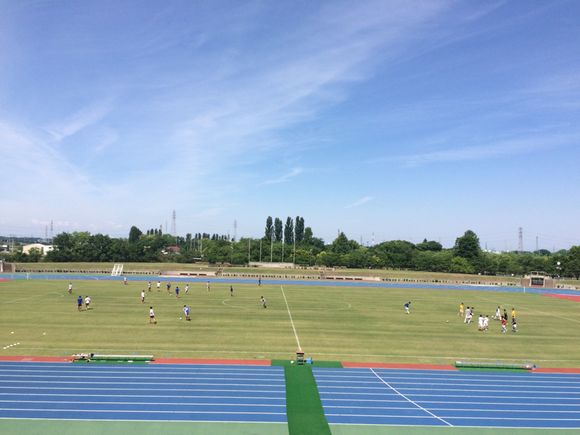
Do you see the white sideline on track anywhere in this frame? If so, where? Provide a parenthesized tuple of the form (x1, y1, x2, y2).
(370, 368, 453, 427)
(280, 285, 302, 351)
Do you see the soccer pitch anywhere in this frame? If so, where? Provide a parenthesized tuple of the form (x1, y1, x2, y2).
(1, 278, 580, 367)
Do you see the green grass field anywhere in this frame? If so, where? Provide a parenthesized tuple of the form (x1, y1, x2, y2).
(1, 279, 580, 367)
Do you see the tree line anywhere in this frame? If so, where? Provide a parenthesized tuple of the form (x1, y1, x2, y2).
(3, 219, 580, 279)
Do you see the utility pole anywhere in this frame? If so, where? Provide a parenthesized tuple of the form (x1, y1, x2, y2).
(259, 239, 262, 262)
(518, 227, 523, 253)
(248, 238, 251, 264)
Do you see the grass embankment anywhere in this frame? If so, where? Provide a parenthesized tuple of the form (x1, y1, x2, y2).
(1, 280, 579, 366)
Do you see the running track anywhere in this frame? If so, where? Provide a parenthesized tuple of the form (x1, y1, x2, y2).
(4, 272, 580, 296)
(0, 362, 286, 423)
(313, 367, 580, 429)
(2, 362, 580, 429)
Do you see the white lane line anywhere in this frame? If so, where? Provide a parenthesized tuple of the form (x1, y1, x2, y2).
(370, 368, 452, 427)
(320, 391, 580, 400)
(324, 405, 580, 414)
(280, 285, 301, 351)
(0, 407, 285, 415)
(315, 379, 580, 388)
(0, 380, 283, 387)
(0, 374, 284, 382)
(0, 386, 284, 393)
(325, 412, 580, 422)
(317, 384, 580, 395)
(0, 393, 284, 400)
(323, 398, 580, 407)
(0, 400, 285, 407)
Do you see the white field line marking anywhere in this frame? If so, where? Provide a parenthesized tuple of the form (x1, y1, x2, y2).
(370, 368, 452, 426)
(280, 285, 301, 351)
(0, 369, 283, 377)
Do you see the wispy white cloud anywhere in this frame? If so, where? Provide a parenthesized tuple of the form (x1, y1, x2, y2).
(345, 196, 374, 209)
(390, 134, 579, 167)
(262, 168, 304, 185)
(44, 99, 113, 142)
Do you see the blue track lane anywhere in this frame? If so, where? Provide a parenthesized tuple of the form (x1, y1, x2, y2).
(313, 368, 580, 429)
(0, 362, 286, 423)
(4, 272, 579, 295)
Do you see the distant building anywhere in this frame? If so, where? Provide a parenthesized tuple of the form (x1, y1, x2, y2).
(162, 245, 181, 254)
(22, 243, 54, 256)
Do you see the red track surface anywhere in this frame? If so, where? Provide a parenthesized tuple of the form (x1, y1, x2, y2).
(0, 356, 71, 362)
(544, 293, 580, 302)
(534, 367, 580, 374)
(151, 358, 271, 365)
(0, 278, 10, 282)
(342, 362, 457, 370)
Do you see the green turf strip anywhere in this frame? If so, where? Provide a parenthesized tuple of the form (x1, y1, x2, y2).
(283, 364, 331, 435)
(0, 421, 288, 435)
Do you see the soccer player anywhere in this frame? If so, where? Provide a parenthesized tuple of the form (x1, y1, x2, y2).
(68, 282, 73, 294)
(465, 307, 473, 324)
(206, 281, 210, 292)
(123, 277, 128, 285)
(149, 306, 156, 324)
(501, 317, 507, 334)
(503, 309, 508, 321)
(258, 277, 262, 287)
(483, 315, 489, 331)
(141, 290, 145, 303)
(166, 282, 171, 294)
(458, 302, 464, 317)
(185, 284, 189, 294)
(175, 286, 180, 298)
(477, 314, 484, 331)
(493, 306, 501, 320)
(183, 305, 190, 321)
(85, 296, 91, 310)
(404, 301, 411, 314)
(77, 295, 83, 311)
(511, 307, 517, 321)
(230, 285, 234, 297)
(260, 296, 267, 308)
(156, 281, 161, 291)
(147, 281, 152, 292)
(512, 317, 518, 333)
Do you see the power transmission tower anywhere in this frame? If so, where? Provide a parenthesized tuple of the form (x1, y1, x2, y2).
(518, 227, 523, 253)
(171, 210, 176, 236)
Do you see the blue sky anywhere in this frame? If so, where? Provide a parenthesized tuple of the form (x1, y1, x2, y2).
(1, 0, 579, 250)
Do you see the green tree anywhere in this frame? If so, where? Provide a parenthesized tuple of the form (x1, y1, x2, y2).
(129, 226, 142, 243)
(274, 218, 283, 242)
(416, 239, 443, 252)
(303, 227, 313, 244)
(565, 246, 580, 279)
(295, 216, 305, 242)
(284, 217, 294, 244)
(454, 230, 481, 262)
(331, 232, 356, 254)
(265, 216, 273, 241)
